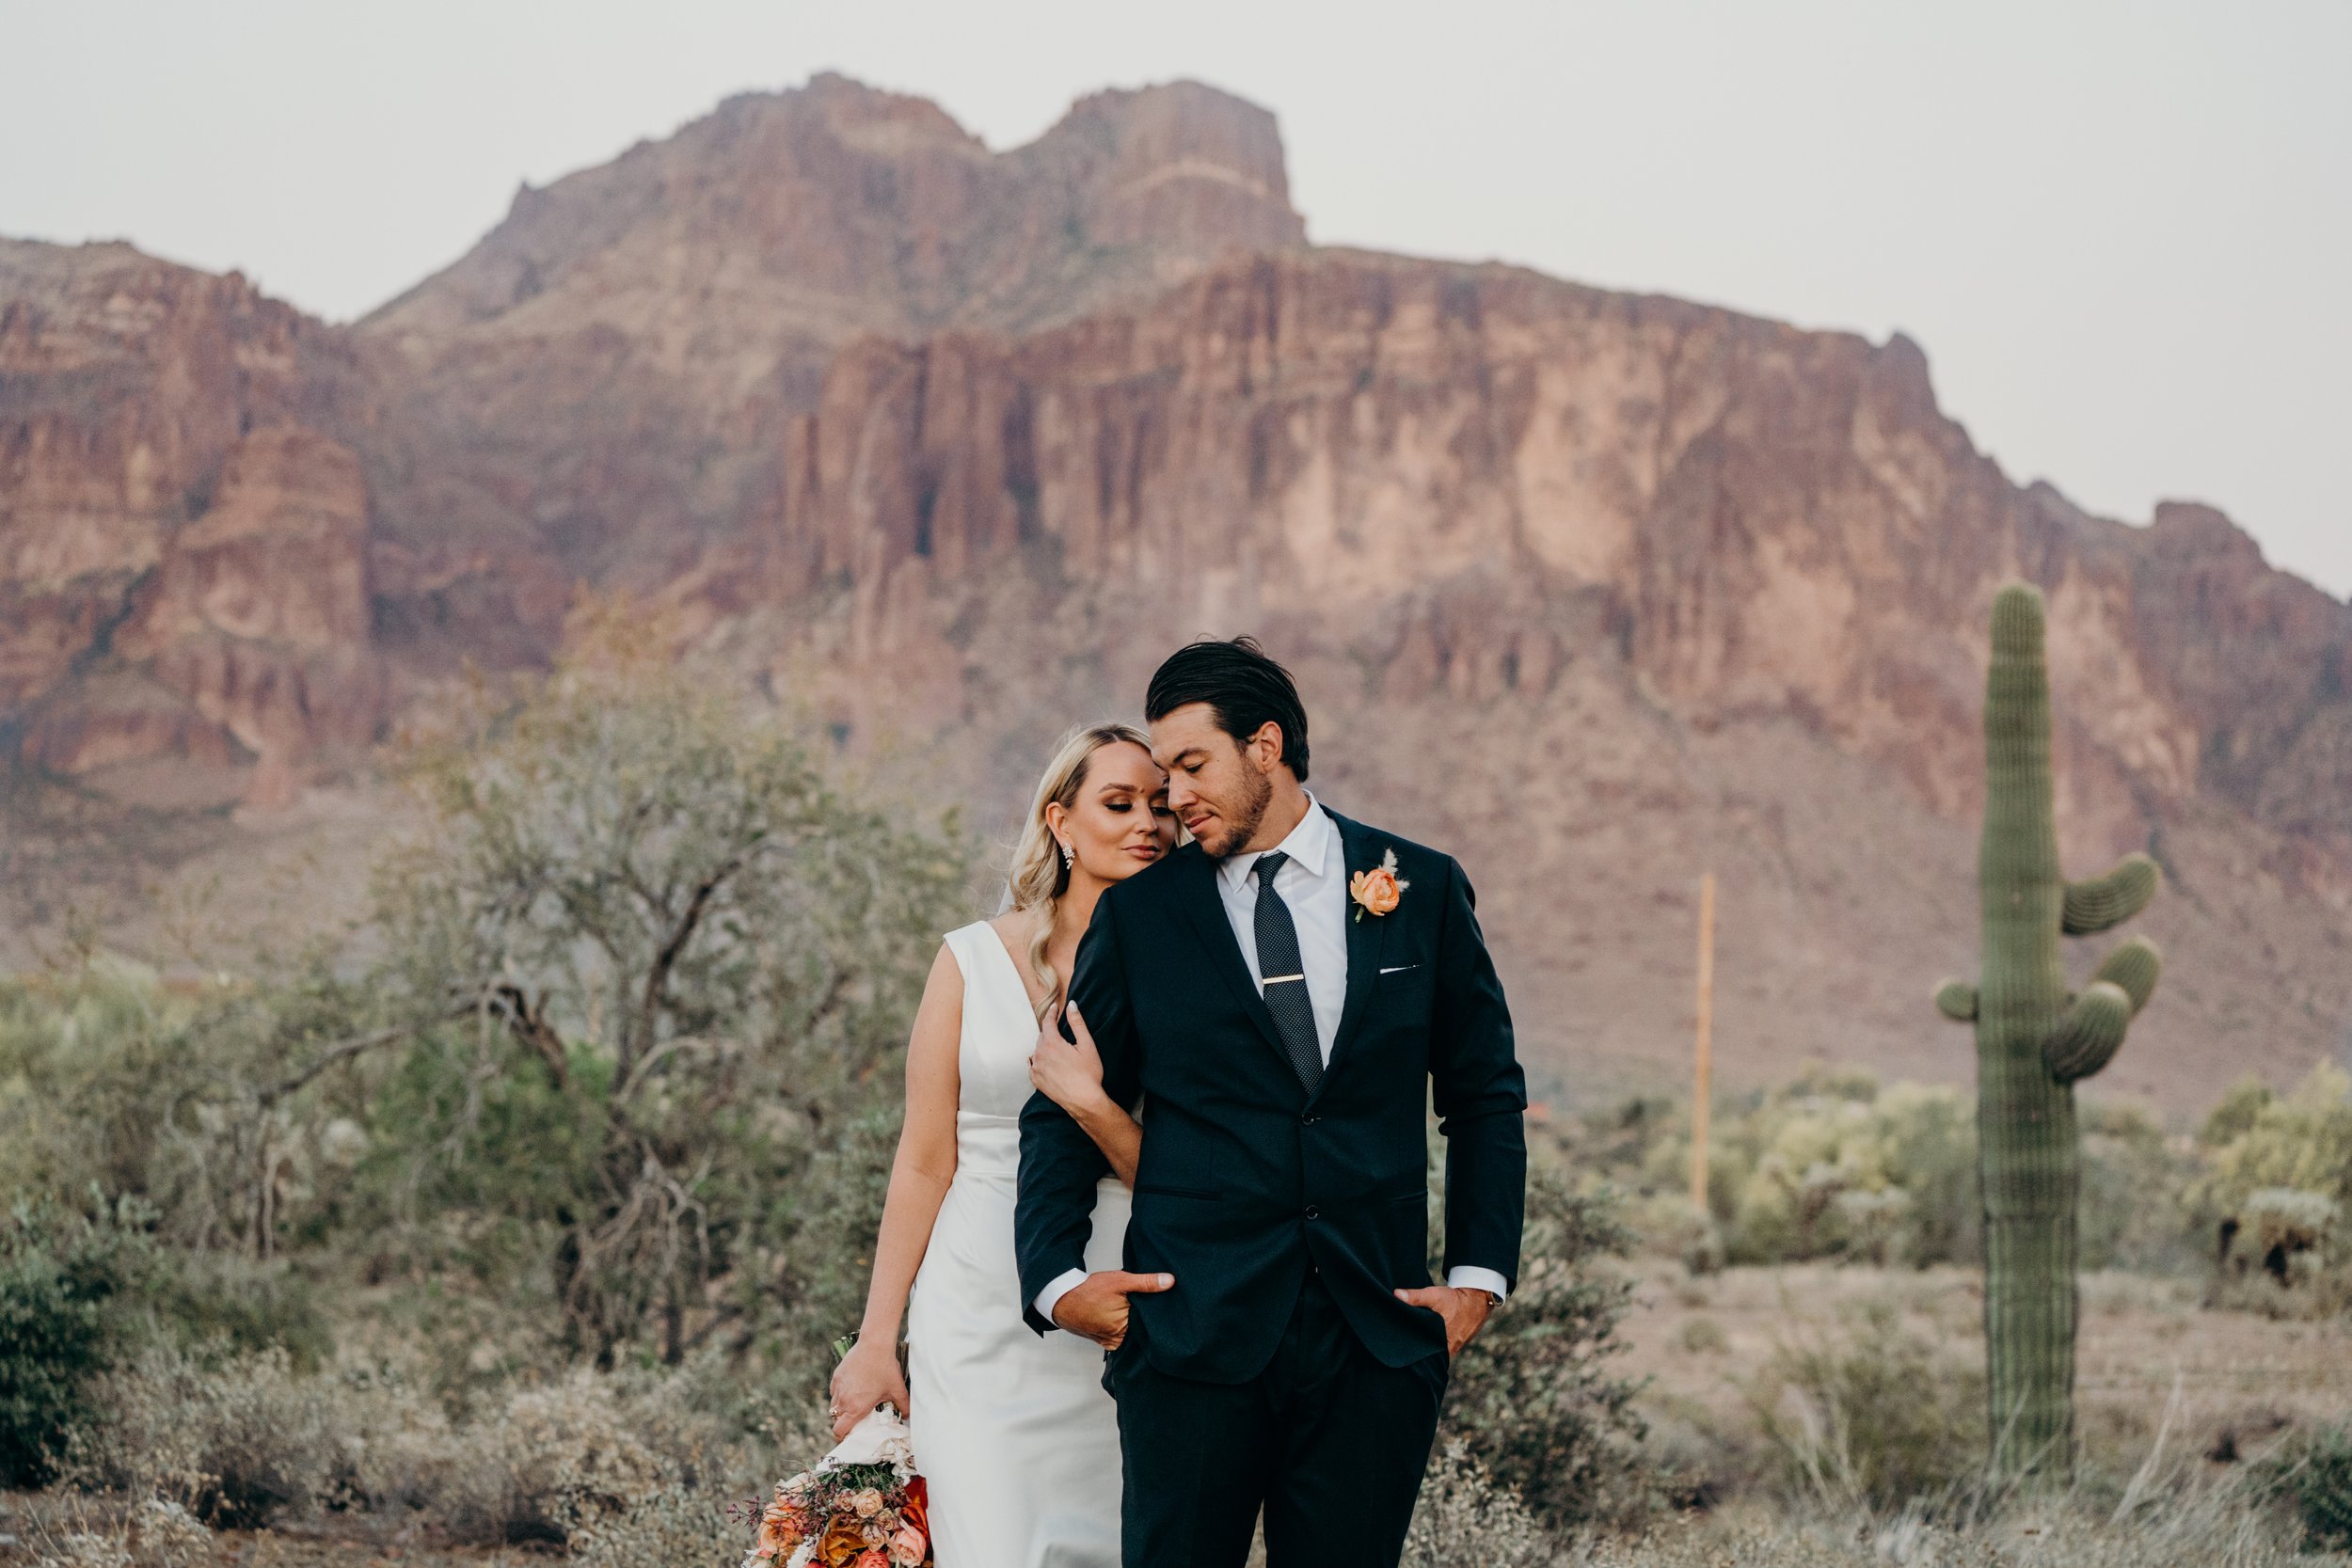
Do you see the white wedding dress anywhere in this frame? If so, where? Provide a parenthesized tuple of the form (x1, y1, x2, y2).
(906, 922, 1129, 1568)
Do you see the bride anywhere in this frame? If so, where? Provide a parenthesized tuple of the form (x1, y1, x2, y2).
(830, 723, 1176, 1566)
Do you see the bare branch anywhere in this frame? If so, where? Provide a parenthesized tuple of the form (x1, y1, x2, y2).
(255, 983, 564, 1108)
(621, 849, 750, 1087)
(488, 982, 570, 1088)
(254, 1022, 414, 1107)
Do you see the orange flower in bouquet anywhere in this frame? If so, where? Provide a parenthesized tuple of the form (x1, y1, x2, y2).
(734, 1406, 931, 1568)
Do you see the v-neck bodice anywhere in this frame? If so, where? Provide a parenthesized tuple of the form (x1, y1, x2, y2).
(942, 921, 1052, 1180)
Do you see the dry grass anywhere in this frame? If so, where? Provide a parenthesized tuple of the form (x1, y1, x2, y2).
(1621, 1261, 2352, 1489)
(1568, 1493, 2344, 1566)
(14, 1263, 2346, 1566)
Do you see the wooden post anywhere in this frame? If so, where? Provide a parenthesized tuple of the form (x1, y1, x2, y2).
(1692, 871, 1716, 1214)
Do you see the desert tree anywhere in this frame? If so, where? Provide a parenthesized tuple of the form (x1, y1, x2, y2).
(364, 608, 968, 1364)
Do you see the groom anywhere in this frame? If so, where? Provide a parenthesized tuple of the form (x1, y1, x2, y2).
(1017, 637, 1528, 1567)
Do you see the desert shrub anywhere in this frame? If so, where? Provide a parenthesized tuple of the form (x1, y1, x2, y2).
(2269, 1420, 2352, 1549)
(2212, 1188, 2342, 1318)
(1569, 1480, 2320, 1568)
(0, 613, 965, 1393)
(1745, 1299, 1987, 1513)
(1589, 1069, 2210, 1275)
(2077, 1098, 2197, 1272)
(0, 1190, 342, 1488)
(0, 1196, 158, 1485)
(421, 1364, 778, 1545)
(25, 1497, 212, 1568)
(145, 1250, 332, 1365)
(1635, 1069, 1981, 1268)
(435, 1372, 672, 1543)
(68, 1344, 350, 1527)
(66, 1340, 765, 1545)
(2192, 1066, 2352, 1315)
(567, 1481, 748, 1568)
(1678, 1316, 1727, 1354)
(1401, 1442, 1560, 1566)
(2194, 1065, 2352, 1212)
(1438, 1165, 1649, 1530)
(0, 952, 394, 1265)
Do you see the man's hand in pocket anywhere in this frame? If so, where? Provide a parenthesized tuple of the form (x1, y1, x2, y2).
(1051, 1270, 1174, 1350)
(1393, 1284, 1494, 1356)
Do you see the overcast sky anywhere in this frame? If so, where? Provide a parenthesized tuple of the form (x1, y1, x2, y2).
(7, 0, 2345, 597)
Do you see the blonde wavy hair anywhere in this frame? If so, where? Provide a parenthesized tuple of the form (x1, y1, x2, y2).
(1009, 721, 1155, 1019)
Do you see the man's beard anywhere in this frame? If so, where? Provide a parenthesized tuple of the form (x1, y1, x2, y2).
(1204, 767, 1274, 859)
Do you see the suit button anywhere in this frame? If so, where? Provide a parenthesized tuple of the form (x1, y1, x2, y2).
(1301, 1114, 1321, 1126)
(1304, 1206, 1321, 1220)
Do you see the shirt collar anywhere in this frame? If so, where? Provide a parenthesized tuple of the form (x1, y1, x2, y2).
(1217, 794, 1335, 891)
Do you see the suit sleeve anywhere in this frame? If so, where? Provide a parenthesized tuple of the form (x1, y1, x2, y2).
(1428, 856, 1528, 1290)
(1015, 888, 1140, 1334)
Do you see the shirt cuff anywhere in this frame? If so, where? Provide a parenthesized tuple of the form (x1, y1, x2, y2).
(1033, 1268, 1090, 1328)
(1446, 1265, 1510, 1302)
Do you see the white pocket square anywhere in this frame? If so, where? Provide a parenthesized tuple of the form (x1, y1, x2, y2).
(1378, 963, 1420, 975)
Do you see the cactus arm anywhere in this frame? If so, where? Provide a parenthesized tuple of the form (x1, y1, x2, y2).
(2090, 937, 2161, 1014)
(1934, 978, 1979, 1021)
(2042, 982, 2133, 1083)
(2061, 854, 2160, 935)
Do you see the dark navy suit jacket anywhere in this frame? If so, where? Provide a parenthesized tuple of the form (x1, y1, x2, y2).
(1015, 810, 1528, 1384)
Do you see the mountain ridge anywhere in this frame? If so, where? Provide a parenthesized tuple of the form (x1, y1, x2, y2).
(1, 76, 2344, 1109)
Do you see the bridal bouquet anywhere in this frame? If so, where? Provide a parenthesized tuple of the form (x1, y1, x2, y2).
(735, 1405, 932, 1568)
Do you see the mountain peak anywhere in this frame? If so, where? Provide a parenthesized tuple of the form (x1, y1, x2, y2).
(1036, 78, 1306, 253)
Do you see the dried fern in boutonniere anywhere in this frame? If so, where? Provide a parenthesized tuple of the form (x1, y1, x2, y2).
(1349, 848, 1408, 922)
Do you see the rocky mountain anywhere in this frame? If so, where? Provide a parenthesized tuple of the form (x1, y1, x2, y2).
(687, 248, 2352, 1107)
(355, 74, 1305, 669)
(1, 76, 2344, 1110)
(0, 239, 379, 811)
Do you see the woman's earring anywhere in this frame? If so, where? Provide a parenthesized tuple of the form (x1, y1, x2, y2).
(1060, 842, 1073, 868)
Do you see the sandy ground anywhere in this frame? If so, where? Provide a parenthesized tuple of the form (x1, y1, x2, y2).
(1617, 1260, 2352, 1481)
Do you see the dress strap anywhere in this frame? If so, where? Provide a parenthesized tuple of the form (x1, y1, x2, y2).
(944, 921, 1038, 1022)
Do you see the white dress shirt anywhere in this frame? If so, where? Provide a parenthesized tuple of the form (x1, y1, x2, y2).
(1036, 796, 1508, 1328)
(1216, 796, 1350, 1068)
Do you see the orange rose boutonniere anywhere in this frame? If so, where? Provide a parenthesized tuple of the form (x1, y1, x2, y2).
(1350, 848, 1409, 922)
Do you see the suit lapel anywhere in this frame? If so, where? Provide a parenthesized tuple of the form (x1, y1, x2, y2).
(1323, 811, 1391, 1092)
(1170, 846, 1287, 1059)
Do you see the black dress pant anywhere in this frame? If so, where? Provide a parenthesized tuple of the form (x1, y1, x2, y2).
(1105, 1270, 1449, 1568)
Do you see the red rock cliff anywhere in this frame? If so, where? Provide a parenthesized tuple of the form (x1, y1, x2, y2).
(0, 239, 379, 807)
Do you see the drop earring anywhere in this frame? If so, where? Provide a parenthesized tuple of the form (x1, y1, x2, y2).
(1060, 842, 1074, 868)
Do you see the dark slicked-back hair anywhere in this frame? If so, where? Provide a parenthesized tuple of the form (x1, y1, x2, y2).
(1145, 636, 1311, 782)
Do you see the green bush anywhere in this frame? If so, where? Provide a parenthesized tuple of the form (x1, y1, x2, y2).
(1621, 1068, 1981, 1267)
(0, 628, 967, 1401)
(1438, 1164, 1649, 1529)
(148, 1252, 332, 1367)
(2078, 1099, 2197, 1273)
(2193, 1065, 2352, 1212)
(2190, 1066, 2352, 1313)
(1581, 1068, 2204, 1274)
(2281, 1422, 2352, 1549)
(0, 1197, 155, 1485)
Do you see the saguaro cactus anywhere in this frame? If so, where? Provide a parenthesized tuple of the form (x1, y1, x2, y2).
(1933, 582, 2163, 1481)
